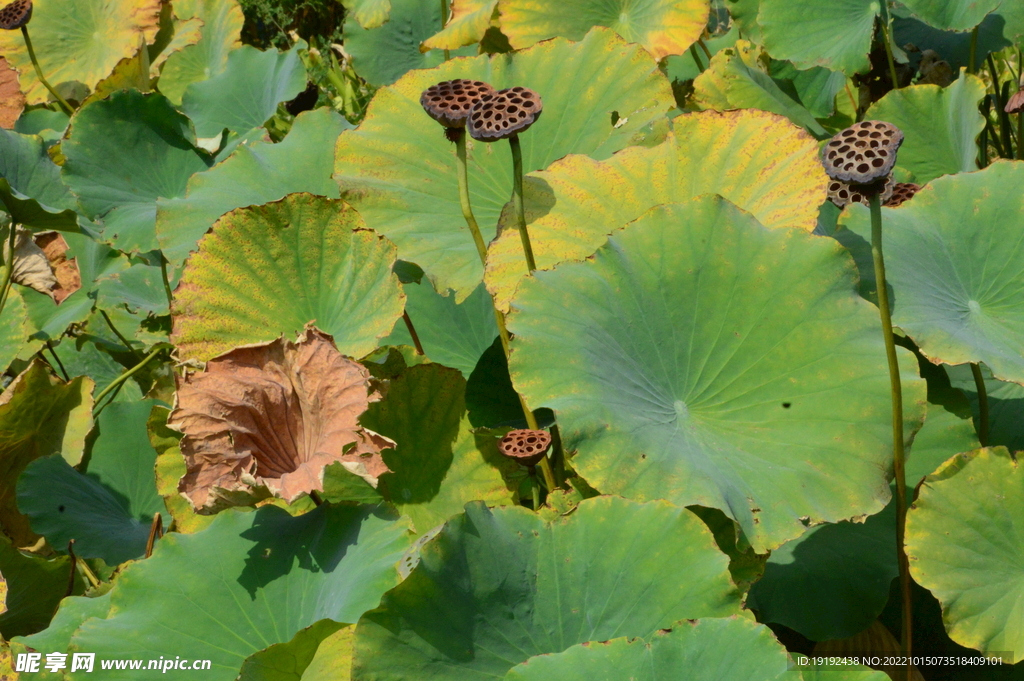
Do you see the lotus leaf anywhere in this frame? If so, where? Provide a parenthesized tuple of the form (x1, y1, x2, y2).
(171, 194, 404, 361)
(906, 447, 1024, 662)
(893, 14, 1010, 73)
(236, 619, 349, 681)
(899, 0, 999, 32)
(65, 504, 411, 680)
(0, 287, 30, 373)
(157, 0, 245, 105)
(724, 0, 761, 43)
(15, 591, 111, 658)
(507, 198, 927, 551)
(0, 0, 162, 104)
(95, 261, 168, 316)
(663, 25, 739, 83)
(0, 128, 77, 231)
(905, 401, 979, 486)
(484, 108, 827, 313)
(770, 60, 849, 119)
(333, 28, 675, 300)
(840, 161, 1024, 386)
(62, 90, 211, 253)
(947, 363, 1024, 452)
(0, 535, 82, 638)
(422, 0, 497, 50)
(496, 0, 709, 60)
(354, 496, 740, 679)
(342, 0, 391, 29)
(759, 0, 878, 75)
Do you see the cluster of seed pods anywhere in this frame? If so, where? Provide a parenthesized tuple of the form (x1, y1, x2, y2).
(822, 120, 911, 209)
(420, 78, 543, 142)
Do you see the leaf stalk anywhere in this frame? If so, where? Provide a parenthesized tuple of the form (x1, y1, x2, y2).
(20, 26, 74, 116)
(970, 362, 989, 446)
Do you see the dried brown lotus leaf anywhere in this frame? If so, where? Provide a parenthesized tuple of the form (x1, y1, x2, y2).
(1006, 89, 1024, 114)
(467, 86, 543, 142)
(169, 327, 394, 514)
(34, 232, 80, 303)
(884, 182, 922, 208)
(0, 0, 30, 30)
(826, 175, 895, 209)
(498, 428, 551, 466)
(821, 120, 903, 184)
(420, 79, 495, 129)
(0, 56, 24, 128)
(4, 226, 57, 298)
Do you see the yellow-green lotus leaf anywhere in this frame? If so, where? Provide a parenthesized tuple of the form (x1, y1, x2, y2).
(422, 0, 496, 50)
(484, 108, 828, 312)
(0, 0, 163, 105)
(156, 0, 244, 105)
(497, 0, 709, 60)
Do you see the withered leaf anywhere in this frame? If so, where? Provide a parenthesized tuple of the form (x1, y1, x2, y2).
(0, 56, 24, 129)
(168, 327, 394, 514)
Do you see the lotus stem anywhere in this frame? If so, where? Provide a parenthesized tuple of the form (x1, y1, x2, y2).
(101, 309, 141, 359)
(160, 255, 174, 309)
(970, 363, 989, 446)
(455, 130, 490, 263)
(1018, 113, 1023, 160)
(0, 223, 17, 320)
(64, 540, 78, 597)
(969, 26, 978, 74)
(878, 10, 900, 90)
(689, 43, 705, 73)
(869, 193, 913, 676)
(696, 38, 712, 60)
(144, 513, 163, 558)
(529, 469, 540, 509)
(45, 340, 69, 381)
(93, 345, 164, 414)
(20, 26, 73, 116)
(508, 134, 538, 273)
(402, 310, 426, 355)
(440, 0, 449, 61)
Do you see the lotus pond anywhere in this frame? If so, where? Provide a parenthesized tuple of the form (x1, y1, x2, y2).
(0, 0, 1023, 679)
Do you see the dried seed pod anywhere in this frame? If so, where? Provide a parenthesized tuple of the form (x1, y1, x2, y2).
(0, 0, 31, 29)
(420, 79, 495, 129)
(827, 175, 895, 209)
(468, 86, 543, 142)
(884, 182, 922, 208)
(498, 428, 552, 466)
(821, 120, 903, 184)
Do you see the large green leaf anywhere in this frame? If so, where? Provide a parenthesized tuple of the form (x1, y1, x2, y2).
(0, 128, 78, 231)
(423, 0, 498, 50)
(17, 400, 168, 565)
(157, 107, 350, 275)
(362, 364, 516, 533)
(905, 401, 979, 486)
(236, 620, 349, 681)
(496, 0, 709, 60)
(504, 617, 794, 681)
(0, 536, 83, 639)
(864, 74, 986, 184)
(171, 193, 404, 361)
(759, 0, 877, 76)
(0, 0, 161, 104)
(484, 108, 828, 312)
(344, 0, 476, 87)
(0, 288, 30, 374)
(182, 42, 307, 137)
(663, 24, 740, 83)
(67, 504, 412, 680)
(507, 197, 927, 552)
(342, 0, 392, 28)
(899, 0, 999, 31)
(0, 361, 93, 546)
(157, 0, 245, 105)
(947, 363, 1024, 453)
(353, 496, 740, 680)
(333, 27, 675, 300)
(839, 161, 1024, 386)
(906, 447, 1024, 663)
(15, 591, 111, 655)
(62, 90, 211, 253)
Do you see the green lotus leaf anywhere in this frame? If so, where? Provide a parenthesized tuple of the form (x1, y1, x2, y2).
(0, 0, 162, 105)
(96, 261, 169, 316)
(342, 0, 392, 29)
(946, 363, 1024, 453)
(47, 332, 144, 404)
(0, 361, 93, 546)
(157, 107, 350, 276)
(905, 401, 979, 486)
(157, 0, 245, 105)
(770, 60, 849, 120)
(15, 591, 112, 656)
(899, 0, 999, 31)
(333, 28, 675, 300)
(382, 281, 497, 378)
(171, 193, 404, 361)
(237, 619, 349, 681)
(362, 364, 516, 533)
(906, 447, 1024, 662)
(0, 288, 30, 374)
(66, 504, 412, 680)
(354, 496, 740, 679)
(343, 0, 476, 87)
(0, 128, 78, 231)
(746, 501, 897, 641)
(504, 617, 797, 681)
(422, 0, 497, 50)
(724, 0, 762, 43)
(759, 0, 878, 75)
(484, 108, 828, 313)
(663, 25, 739, 83)
(300, 625, 355, 681)
(62, 90, 211, 253)
(0, 535, 83, 639)
(801, 667, 889, 681)
(496, 0, 709, 60)
(893, 13, 1010, 73)
(999, 4, 1024, 42)
(465, 337, 552, 429)
(693, 40, 828, 137)
(182, 42, 307, 137)
(839, 161, 1024, 386)
(863, 73, 985, 184)
(507, 197, 927, 551)
(17, 401, 168, 565)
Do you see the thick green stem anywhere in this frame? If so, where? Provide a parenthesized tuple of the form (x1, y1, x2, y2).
(101, 309, 141, 359)
(93, 345, 164, 414)
(970, 363, 989, 446)
(878, 11, 900, 90)
(870, 194, 912, 676)
(455, 131, 489, 263)
(0, 224, 17, 320)
(440, 0, 450, 61)
(968, 26, 979, 74)
(689, 43, 705, 73)
(21, 26, 73, 116)
(696, 38, 712, 60)
(508, 134, 537, 273)
(160, 255, 174, 310)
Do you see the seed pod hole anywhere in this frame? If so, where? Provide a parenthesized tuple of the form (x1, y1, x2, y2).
(468, 87, 544, 142)
(884, 182, 922, 208)
(420, 79, 496, 129)
(0, 0, 31, 29)
(498, 429, 552, 466)
(822, 121, 903, 184)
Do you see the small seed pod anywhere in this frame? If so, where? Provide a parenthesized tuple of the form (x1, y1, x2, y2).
(467, 87, 543, 142)
(827, 175, 894, 209)
(884, 182, 921, 208)
(420, 79, 495, 129)
(498, 429, 551, 466)
(0, 0, 31, 30)
(821, 120, 903, 184)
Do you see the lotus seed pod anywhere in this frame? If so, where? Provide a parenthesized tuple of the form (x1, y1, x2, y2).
(0, 0, 31, 29)
(827, 175, 895, 209)
(884, 182, 922, 208)
(420, 79, 496, 129)
(498, 428, 552, 466)
(821, 120, 903, 184)
(467, 87, 543, 142)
